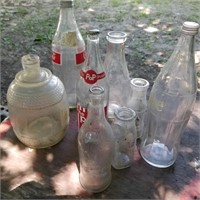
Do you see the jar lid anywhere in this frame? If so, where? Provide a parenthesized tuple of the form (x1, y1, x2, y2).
(182, 21, 199, 35)
(7, 54, 65, 109)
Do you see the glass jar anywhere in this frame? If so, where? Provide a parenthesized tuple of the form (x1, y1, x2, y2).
(111, 107, 137, 169)
(7, 54, 69, 148)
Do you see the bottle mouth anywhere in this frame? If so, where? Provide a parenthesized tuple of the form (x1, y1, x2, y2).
(89, 85, 104, 95)
(114, 107, 136, 121)
(130, 78, 149, 90)
(107, 31, 127, 43)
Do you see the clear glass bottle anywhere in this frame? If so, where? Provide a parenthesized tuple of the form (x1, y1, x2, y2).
(111, 107, 137, 169)
(52, 0, 85, 109)
(78, 85, 114, 193)
(128, 78, 149, 138)
(7, 54, 69, 148)
(104, 31, 130, 118)
(140, 21, 199, 168)
(77, 29, 109, 129)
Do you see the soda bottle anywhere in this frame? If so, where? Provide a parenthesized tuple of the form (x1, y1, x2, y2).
(52, 0, 85, 109)
(140, 22, 199, 168)
(77, 29, 109, 129)
(78, 85, 114, 193)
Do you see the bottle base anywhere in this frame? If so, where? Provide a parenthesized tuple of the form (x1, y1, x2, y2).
(79, 177, 111, 193)
(140, 143, 176, 168)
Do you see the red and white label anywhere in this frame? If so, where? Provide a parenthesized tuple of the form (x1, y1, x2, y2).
(77, 104, 108, 129)
(52, 51, 61, 65)
(77, 104, 88, 129)
(76, 51, 85, 65)
(52, 50, 85, 65)
(80, 69, 106, 84)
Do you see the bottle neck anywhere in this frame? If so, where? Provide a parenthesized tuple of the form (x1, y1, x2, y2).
(58, 6, 77, 30)
(172, 33, 195, 59)
(108, 42, 125, 57)
(105, 40, 129, 78)
(87, 98, 105, 121)
(85, 35, 102, 70)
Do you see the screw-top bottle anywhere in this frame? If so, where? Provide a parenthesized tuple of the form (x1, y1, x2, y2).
(140, 22, 199, 168)
(104, 31, 130, 118)
(78, 85, 114, 193)
(52, 0, 85, 109)
(77, 29, 109, 129)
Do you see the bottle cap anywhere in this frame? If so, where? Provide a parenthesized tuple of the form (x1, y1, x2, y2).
(88, 29, 100, 35)
(182, 21, 199, 35)
(60, 0, 73, 8)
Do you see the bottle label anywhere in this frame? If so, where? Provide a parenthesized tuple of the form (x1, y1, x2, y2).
(77, 104, 108, 129)
(52, 50, 85, 65)
(80, 69, 106, 84)
(77, 104, 88, 129)
(52, 51, 61, 65)
(76, 51, 85, 65)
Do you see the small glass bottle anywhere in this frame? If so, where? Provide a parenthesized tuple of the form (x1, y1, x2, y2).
(111, 107, 137, 169)
(128, 78, 149, 138)
(104, 31, 130, 118)
(78, 85, 114, 193)
(77, 29, 109, 129)
(52, 0, 85, 109)
(140, 21, 199, 168)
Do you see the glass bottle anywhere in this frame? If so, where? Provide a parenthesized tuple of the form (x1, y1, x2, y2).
(52, 0, 85, 109)
(128, 78, 149, 138)
(111, 107, 137, 169)
(77, 29, 109, 129)
(7, 54, 69, 148)
(140, 21, 199, 168)
(104, 31, 130, 118)
(78, 85, 114, 193)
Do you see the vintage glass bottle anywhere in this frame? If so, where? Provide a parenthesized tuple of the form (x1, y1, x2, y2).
(7, 54, 69, 148)
(104, 31, 130, 118)
(111, 107, 137, 169)
(77, 29, 109, 129)
(52, 0, 85, 109)
(128, 78, 149, 138)
(78, 85, 114, 193)
(140, 21, 199, 168)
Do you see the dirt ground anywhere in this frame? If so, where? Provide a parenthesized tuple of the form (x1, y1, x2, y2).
(1, 0, 200, 106)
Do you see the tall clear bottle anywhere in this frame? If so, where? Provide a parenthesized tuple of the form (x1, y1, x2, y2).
(77, 29, 109, 129)
(128, 78, 149, 139)
(104, 31, 130, 118)
(52, 0, 85, 109)
(140, 22, 199, 168)
(78, 85, 114, 193)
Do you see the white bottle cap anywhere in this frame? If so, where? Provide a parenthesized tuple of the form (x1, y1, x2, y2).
(182, 21, 199, 35)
